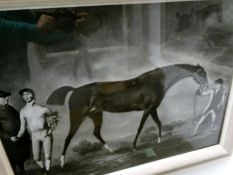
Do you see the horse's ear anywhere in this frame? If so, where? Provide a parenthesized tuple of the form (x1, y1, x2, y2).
(195, 63, 203, 74)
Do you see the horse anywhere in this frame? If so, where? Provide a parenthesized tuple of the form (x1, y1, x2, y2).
(47, 64, 208, 167)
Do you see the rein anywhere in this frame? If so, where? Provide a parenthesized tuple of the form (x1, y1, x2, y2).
(192, 67, 206, 125)
(192, 88, 199, 125)
(192, 67, 203, 125)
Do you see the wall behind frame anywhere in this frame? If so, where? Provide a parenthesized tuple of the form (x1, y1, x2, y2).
(0, 0, 205, 10)
(167, 155, 233, 175)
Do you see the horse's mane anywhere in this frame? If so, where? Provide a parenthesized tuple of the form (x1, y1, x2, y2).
(176, 64, 203, 71)
(89, 64, 204, 87)
(136, 64, 203, 80)
(158, 64, 202, 73)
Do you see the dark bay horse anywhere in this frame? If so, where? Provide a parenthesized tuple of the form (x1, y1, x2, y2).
(47, 64, 208, 167)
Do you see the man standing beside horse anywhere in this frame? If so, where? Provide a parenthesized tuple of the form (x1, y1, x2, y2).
(193, 78, 225, 135)
(0, 90, 30, 175)
(13, 88, 58, 174)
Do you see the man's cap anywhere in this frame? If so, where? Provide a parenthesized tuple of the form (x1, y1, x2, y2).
(0, 90, 11, 98)
(215, 78, 224, 85)
(19, 88, 35, 96)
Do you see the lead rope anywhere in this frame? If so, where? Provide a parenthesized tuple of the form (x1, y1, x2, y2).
(192, 87, 200, 126)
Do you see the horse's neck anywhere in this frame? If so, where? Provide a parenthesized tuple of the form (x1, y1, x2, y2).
(163, 65, 195, 92)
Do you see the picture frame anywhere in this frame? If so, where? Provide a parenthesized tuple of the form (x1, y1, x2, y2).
(0, 0, 233, 175)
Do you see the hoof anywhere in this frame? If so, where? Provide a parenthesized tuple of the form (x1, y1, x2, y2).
(90, 106, 97, 112)
(104, 144, 114, 153)
(60, 155, 65, 168)
(132, 143, 137, 150)
(157, 137, 161, 144)
(192, 132, 197, 137)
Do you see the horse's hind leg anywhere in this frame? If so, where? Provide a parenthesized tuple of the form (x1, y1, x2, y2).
(60, 110, 84, 168)
(89, 111, 114, 153)
(150, 108, 162, 144)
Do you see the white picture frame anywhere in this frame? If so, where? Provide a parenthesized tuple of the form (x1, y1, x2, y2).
(0, 0, 232, 175)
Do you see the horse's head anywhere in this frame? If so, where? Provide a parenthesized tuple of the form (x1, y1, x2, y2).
(193, 65, 209, 89)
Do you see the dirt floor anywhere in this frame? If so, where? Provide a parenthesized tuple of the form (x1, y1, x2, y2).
(25, 117, 222, 175)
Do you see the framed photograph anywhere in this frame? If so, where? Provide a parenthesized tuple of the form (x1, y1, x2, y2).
(0, 0, 233, 175)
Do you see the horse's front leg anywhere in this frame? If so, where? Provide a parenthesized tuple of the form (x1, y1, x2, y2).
(133, 106, 153, 149)
(150, 108, 162, 144)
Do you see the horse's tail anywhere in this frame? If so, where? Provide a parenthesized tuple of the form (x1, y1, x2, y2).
(47, 86, 75, 105)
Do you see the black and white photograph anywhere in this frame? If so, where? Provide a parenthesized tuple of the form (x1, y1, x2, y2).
(0, 0, 233, 175)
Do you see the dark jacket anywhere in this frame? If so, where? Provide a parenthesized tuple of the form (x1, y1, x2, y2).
(0, 105, 20, 139)
(0, 104, 30, 163)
